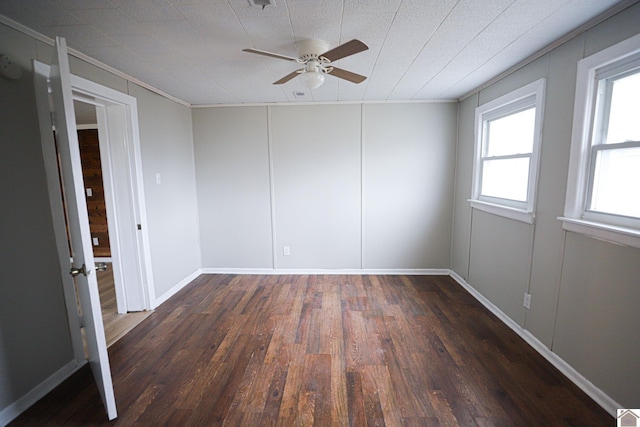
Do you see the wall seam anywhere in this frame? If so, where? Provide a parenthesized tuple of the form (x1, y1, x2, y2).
(450, 102, 460, 272)
(360, 104, 366, 270)
(266, 106, 278, 269)
(549, 34, 588, 352)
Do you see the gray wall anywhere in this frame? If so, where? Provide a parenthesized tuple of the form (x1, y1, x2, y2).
(363, 103, 456, 269)
(193, 106, 273, 269)
(194, 102, 458, 270)
(129, 84, 201, 298)
(0, 23, 74, 412)
(451, 3, 640, 408)
(0, 21, 200, 418)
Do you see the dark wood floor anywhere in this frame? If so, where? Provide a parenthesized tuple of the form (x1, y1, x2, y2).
(11, 274, 612, 426)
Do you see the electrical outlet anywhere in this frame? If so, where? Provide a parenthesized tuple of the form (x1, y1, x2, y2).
(283, 246, 290, 256)
(86, 188, 93, 197)
(523, 293, 532, 310)
(92, 237, 99, 246)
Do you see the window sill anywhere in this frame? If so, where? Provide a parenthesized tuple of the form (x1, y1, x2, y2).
(558, 217, 640, 249)
(469, 199, 534, 224)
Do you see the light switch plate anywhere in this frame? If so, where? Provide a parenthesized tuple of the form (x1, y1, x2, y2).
(523, 293, 532, 310)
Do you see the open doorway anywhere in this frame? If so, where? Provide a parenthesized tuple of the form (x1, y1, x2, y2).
(36, 56, 157, 366)
(74, 101, 151, 346)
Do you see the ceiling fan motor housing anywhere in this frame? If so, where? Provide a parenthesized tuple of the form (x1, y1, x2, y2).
(296, 39, 329, 62)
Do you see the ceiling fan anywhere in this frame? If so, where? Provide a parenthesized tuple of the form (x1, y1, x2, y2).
(242, 39, 369, 90)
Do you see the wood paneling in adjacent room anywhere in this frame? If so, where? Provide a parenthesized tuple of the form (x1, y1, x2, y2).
(77, 128, 110, 257)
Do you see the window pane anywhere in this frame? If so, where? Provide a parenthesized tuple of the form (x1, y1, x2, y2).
(590, 146, 640, 218)
(606, 70, 640, 144)
(486, 108, 535, 156)
(481, 157, 530, 202)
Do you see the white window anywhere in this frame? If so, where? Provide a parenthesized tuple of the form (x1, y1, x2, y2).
(470, 79, 546, 224)
(561, 33, 640, 249)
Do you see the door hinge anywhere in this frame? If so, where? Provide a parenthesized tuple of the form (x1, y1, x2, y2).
(137, 224, 142, 230)
(78, 314, 85, 328)
(50, 111, 56, 126)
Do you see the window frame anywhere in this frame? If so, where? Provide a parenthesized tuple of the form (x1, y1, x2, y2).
(560, 33, 640, 249)
(470, 78, 546, 224)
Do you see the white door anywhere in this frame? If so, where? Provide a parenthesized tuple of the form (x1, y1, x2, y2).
(50, 37, 117, 420)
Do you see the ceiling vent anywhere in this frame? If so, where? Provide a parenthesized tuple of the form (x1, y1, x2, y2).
(249, 0, 275, 8)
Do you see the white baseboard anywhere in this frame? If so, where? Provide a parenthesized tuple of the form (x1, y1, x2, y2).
(199, 268, 450, 276)
(0, 359, 81, 426)
(448, 270, 620, 417)
(152, 269, 201, 309)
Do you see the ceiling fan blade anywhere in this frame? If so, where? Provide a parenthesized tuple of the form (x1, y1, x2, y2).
(327, 67, 367, 84)
(242, 48, 298, 62)
(320, 39, 369, 62)
(273, 70, 303, 85)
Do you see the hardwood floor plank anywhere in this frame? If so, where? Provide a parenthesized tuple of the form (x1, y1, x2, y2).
(10, 274, 614, 426)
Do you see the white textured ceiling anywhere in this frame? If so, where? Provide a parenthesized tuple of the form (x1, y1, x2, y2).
(0, 0, 629, 105)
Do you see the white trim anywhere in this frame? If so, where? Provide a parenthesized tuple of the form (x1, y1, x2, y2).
(0, 360, 81, 426)
(76, 123, 98, 130)
(449, 271, 621, 417)
(191, 99, 458, 108)
(469, 199, 535, 224)
(95, 105, 127, 314)
(152, 269, 201, 308)
(69, 73, 154, 312)
(559, 216, 640, 248)
(199, 268, 450, 276)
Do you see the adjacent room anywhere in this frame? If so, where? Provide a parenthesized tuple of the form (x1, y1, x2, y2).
(1, 1, 639, 425)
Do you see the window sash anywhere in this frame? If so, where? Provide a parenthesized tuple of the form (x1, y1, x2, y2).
(584, 140, 640, 225)
(483, 106, 536, 157)
(479, 155, 531, 206)
(593, 65, 640, 147)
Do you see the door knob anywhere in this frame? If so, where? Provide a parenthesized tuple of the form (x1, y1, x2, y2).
(70, 264, 87, 277)
(96, 262, 108, 272)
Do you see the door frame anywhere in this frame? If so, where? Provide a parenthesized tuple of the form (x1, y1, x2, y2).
(34, 60, 155, 360)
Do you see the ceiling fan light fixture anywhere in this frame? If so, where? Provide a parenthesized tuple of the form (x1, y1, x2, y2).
(300, 69, 325, 90)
